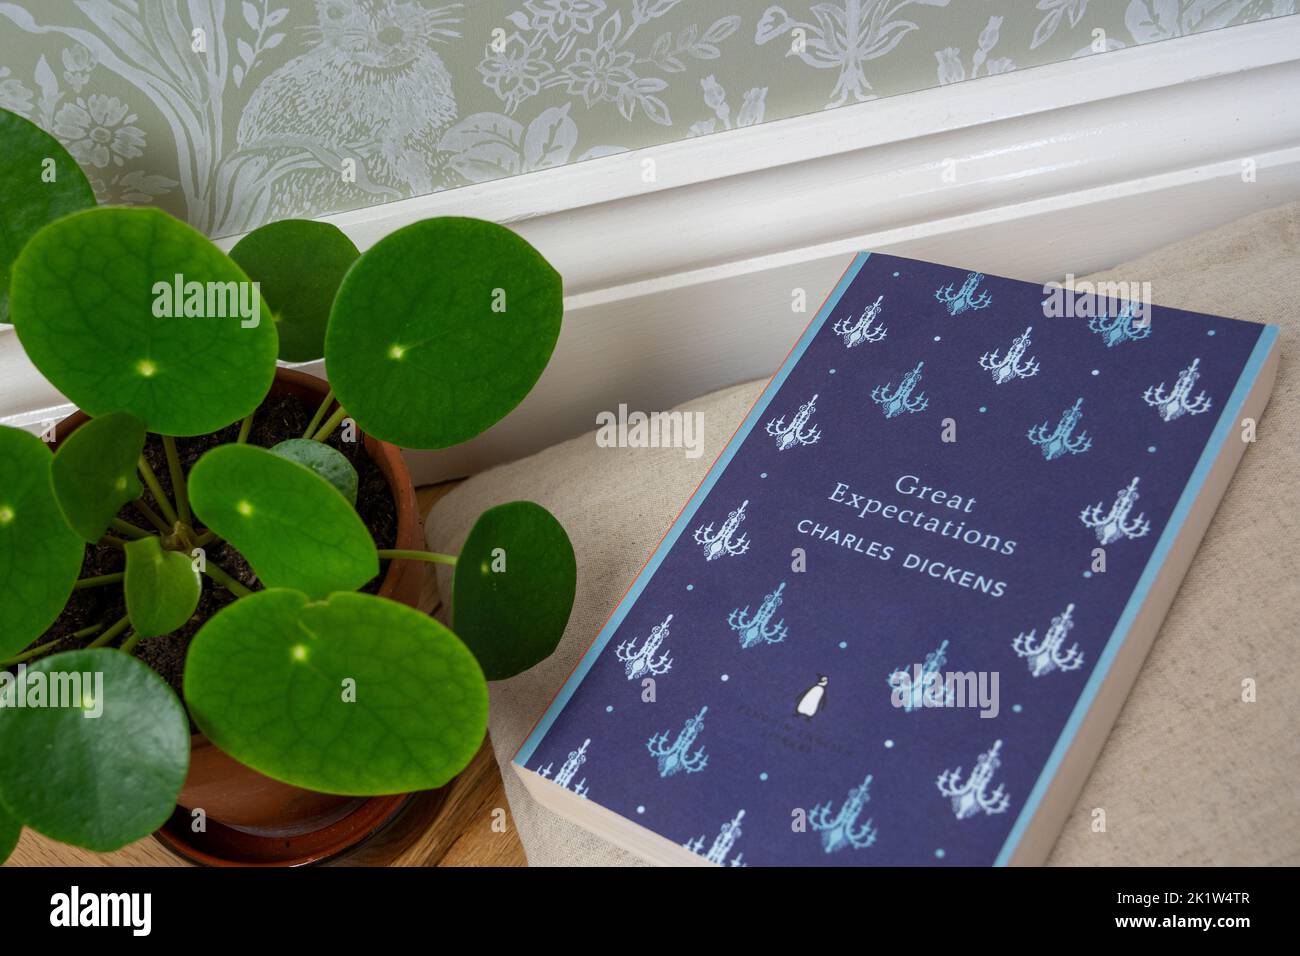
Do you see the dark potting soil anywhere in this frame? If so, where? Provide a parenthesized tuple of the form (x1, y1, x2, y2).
(8, 391, 397, 707)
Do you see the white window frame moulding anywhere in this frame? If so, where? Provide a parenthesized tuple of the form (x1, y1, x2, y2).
(2, 16, 1298, 483)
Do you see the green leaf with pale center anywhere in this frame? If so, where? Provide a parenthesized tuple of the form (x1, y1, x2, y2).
(325, 217, 563, 449)
(188, 443, 377, 599)
(453, 501, 576, 680)
(0, 649, 190, 852)
(0, 802, 19, 865)
(271, 438, 358, 505)
(125, 536, 201, 638)
(184, 589, 488, 794)
(0, 426, 83, 658)
(51, 411, 146, 543)
(10, 207, 278, 436)
(0, 108, 96, 324)
(229, 219, 359, 362)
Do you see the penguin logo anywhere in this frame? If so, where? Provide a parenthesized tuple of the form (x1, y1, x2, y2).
(795, 675, 828, 719)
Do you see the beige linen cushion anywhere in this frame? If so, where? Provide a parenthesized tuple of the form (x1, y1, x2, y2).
(427, 203, 1300, 866)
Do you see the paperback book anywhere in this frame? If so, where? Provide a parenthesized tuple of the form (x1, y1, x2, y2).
(513, 252, 1279, 866)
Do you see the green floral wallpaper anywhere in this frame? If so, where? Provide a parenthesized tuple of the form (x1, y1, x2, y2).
(0, 1, 1293, 238)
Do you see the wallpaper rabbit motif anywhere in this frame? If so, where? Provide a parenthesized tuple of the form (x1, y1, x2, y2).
(0, 0, 1291, 238)
(237, 0, 462, 217)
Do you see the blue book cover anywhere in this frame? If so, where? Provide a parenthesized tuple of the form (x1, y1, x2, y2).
(513, 252, 1279, 867)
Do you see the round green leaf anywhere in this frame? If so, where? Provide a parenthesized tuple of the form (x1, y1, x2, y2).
(270, 438, 358, 505)
(0, 426, 83, 658)
(184, 589, 488, 794)
(0, 802, 19, 865)
(188, 443, 377, 599)
(124, 536, 201, 638)
(0, 108, 96, 324)
(452, 501, 576, 680)
(51, 411, 146, 543)
(0, 649, 190, 852)
(10, 207, 278, 436)
(229, 219, 359, 363)
(325, 217, 563, 449)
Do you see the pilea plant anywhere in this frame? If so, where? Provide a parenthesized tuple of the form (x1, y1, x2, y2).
(0, 108, 576, 859)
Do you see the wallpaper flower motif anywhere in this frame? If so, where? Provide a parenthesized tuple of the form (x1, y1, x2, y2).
(934, 14, 1016, 85)
(0, 66, 33, 114)
(0, 0, 1291, 239)
(52, 94, 145, 169)
(688, 74, 767, 136)
(755, 0, 952, 107)
(477, 0, 741, 124)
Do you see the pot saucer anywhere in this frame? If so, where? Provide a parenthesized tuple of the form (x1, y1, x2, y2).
(153, 788, 447, 866)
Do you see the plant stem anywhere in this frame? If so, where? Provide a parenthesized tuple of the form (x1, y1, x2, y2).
(138, 455, 178, 525)
(74, 572, 125, 590)
(97, 535, 129, 550)
(134, 497, 173, 534)
(120, 631, 145, 654)
(376, 549, 458, 566)
(0, 623, 105, 667)
(311, 405, 349, 442)
(302, 388, 334, 438)
(0, 637, 57, 666)
(86, 614, 131, 649)
(203, 562, 252, 597)
(236, 412, 254, 444)
(161, 435, 192, 525)
(0, 639, 61, 667)
(110, 518, 151, 539)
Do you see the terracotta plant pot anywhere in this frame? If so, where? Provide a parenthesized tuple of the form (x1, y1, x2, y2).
(52, 368, 430, 862)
